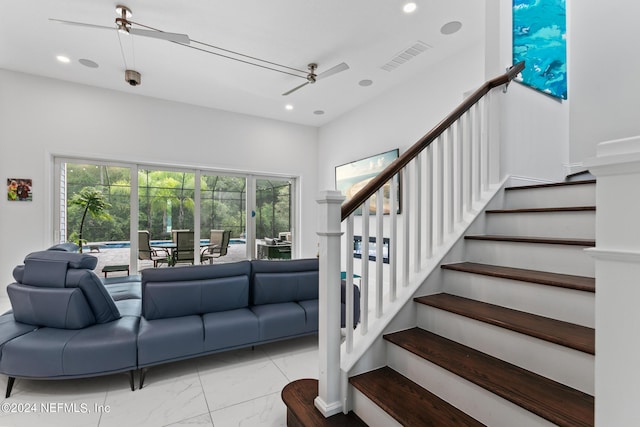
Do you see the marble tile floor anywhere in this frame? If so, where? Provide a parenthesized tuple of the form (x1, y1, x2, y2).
(0, 332, 319, 427)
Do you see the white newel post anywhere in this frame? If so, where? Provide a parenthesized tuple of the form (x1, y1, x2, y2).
(584, 136, 640, 427)
(315, 191, 345, 417)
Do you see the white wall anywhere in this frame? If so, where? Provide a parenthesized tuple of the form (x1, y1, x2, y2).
(492, 0, 570, 183)
(569, 1, 640, 165)
(0, 69, 318, 283)
(317, 44, 485, 191)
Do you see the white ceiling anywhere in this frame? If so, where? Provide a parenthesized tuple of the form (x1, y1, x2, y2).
(0, 0, 485, 127)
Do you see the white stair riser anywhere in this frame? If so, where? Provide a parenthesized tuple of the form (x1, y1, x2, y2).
(486, 211, 595, 239)
(416, 305, 595, 394)
(465, 240, 595, 276)
(350, 386, 402, 427)
(504, 184, 595, 209)
(442, 270, 595, 328)
(386, 344, 558, 427)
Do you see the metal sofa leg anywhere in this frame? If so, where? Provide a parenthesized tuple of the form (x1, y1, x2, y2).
(139, 368, 148, 390)
(128, 370, 135, 391)
(5, 377, 15, 398)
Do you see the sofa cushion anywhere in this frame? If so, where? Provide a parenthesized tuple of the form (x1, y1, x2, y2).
(12, 251, 120, 325)
(23, 250, 98, 270)
(0, 313, 37, 350)
(7, 283, 96, 329)
(137, 316, 204, 367)
(142, 261, 251, 320)
(203, 308, 259, 351)
(0, 316, 139, 378)
(114, 299, 142, 318)
(250, 259, 319, 305)
(65, 269, 121, 324)
(298, 300, 318, 333)
(22, 259, 68, 288)
(250, 302, 306, 341)
(105, 282, 142, 301)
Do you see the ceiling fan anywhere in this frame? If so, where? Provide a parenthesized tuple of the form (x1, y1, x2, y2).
(282, 62, 350, 96)
(50, 4, 349, 94)
(50, 4, 190, 44)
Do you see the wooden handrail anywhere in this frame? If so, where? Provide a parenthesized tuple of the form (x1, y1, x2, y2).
(341, 61, 525, 220)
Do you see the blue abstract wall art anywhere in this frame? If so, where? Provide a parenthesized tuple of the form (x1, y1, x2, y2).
(513, 0, 567, 100)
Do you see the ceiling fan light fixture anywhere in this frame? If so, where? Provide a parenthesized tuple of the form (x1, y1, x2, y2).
(56, 55, 70, 63)
(285, 104, 294, 111)
(403, 2, 417, 14)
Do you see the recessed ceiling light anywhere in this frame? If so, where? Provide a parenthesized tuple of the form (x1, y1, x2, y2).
(56, 55, 70, 63)
(403, 2, 417, 14)
(313, 110, 325, 115)
(285, 104, 294, 111)
(79, 59, 99, 68)
(359, 79, 373, 87)
(441, 21, 463, 35)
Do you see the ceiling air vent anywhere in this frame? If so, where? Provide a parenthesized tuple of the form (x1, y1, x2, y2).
(380, 40, 432, 72)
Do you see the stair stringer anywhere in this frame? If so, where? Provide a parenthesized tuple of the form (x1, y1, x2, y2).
(340, 179, 509, 408)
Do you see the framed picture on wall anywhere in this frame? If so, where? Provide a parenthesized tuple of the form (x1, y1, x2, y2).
(335, 148, 400, 215)
(7, 178, 32, 202)
(512, 0, 567, 100)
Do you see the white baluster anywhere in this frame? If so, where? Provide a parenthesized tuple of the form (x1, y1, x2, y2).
(463, 111, 472, 213)
(446, 126, 454, 234)
(413, 155, 422, 272)
(473, 103, 481, 202)
(436, 135, 444, 246)
(345, 215, 354, 353)
(390, 176, 398, 297)
(402, 162, 411, 285)
(376, 188, 384, 318)
(456, 119, 464, 223)
(361, 202, 370, 335)
(425, 144, 434, 259)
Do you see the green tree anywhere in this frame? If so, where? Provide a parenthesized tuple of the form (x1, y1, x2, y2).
(70, 187, 113, 252)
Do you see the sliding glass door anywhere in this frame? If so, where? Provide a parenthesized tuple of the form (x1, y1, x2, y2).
(55, 157, 297, 273)
(199, 174, 247, 261)
(253, 177, 294, 260)
(138, 168, 195, 241)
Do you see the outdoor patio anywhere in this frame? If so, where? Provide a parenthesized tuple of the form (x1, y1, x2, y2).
(87, 242, 249, 278)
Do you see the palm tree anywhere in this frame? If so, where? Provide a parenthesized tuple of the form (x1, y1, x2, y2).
(70, 187, 112, 253)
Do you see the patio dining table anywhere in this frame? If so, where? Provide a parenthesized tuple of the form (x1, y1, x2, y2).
(150, 241, 209, 266)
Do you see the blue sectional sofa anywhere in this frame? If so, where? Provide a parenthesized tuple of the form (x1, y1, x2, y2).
(0, 249, 360, 396)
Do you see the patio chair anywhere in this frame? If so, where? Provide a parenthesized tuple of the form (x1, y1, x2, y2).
(138, 230, 170, 268)
(173, 230, 195, 265)
(201, 230, 231, 264)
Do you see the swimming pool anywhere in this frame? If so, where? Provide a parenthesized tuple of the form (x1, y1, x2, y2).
(84, 239, 246, 250)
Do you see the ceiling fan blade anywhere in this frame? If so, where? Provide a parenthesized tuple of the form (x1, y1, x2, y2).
(282, 81, 309, 96)
(49, 18, 115, 31)
(317, 62, 349, 80)
(129, 28, 190, 44)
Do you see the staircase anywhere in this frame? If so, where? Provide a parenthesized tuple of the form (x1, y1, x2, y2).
(284, 179, 596, 426)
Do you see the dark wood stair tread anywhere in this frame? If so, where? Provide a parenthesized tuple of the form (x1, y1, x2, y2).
(441, 262, 595, 293)
(465, 235, 595, 247)
(350, 366, 485, 427)
(414, 293, 594, 354)
(282, 379, 367, 427)
(486, 206, 595, 214)
(505, 179, 596, 191)
(384, 328, 594, 427)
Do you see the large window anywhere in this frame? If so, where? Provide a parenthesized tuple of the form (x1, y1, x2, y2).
(55, 157, 296, 272)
